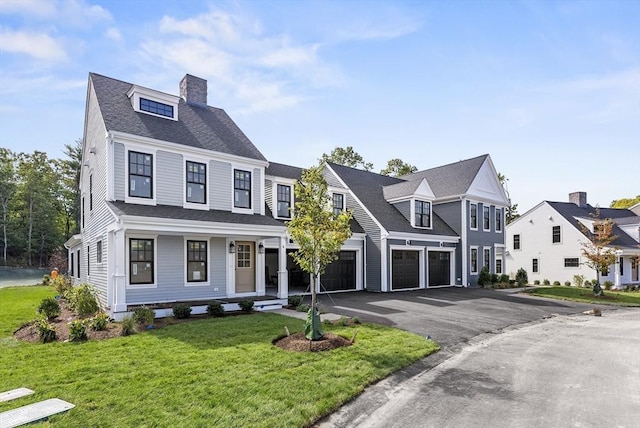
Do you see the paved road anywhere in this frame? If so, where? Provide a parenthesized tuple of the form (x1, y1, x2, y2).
(312, 289, 640, 427)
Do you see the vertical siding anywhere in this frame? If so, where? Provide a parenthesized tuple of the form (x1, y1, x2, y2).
(81, 81, 116, 307)
(253, 167, 261, 214)
(113, 142, 125, 200)
(156, 150, 182, 206)
(210, 160, 231, 210)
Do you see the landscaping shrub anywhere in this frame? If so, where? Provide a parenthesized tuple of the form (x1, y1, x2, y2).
(238, 299, 254, 313)
(533, 280, 540, 285)
(68, 319, 88, 341)
(515, 268, 528, 286)
(37, 297, 60, 320)
(477, 267, 492, 287)
(564, 281, 571, 286)
(35, 318, 57, 343)
(543, 279, 550, 286)
(68, 283, 100, 317)
(90, 312, 110, 331)
(499, 274, 510, 284)
(51, 275, 72, 296)
(603, 281, 614, 290)
(120, 316, 136, 336)
(553, 280, 561, 286)
(42, 274, 51, 285)
(296, 303, 310, 312)
(288, 295, 303, 307)
(172, 303, 192, 319)
(584, 280, 592, 287)
(573, 274, 585, 288)
(206, 301, 225, 317)
(133, 306, 155, 325)
(490, 273, 499, 284)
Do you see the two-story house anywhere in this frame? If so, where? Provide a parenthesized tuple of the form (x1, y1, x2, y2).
(506, 192, 640, 287)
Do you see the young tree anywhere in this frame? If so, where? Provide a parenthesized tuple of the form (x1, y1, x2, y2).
(287, 162, 353, 340)
(321, 146, 373, 171)
(0, 148, 17, 264)
(580, 209, 618, 291)
(380, 158, 417, 177)
(610, 195, 640, 209)
(498, 173, 519, 224)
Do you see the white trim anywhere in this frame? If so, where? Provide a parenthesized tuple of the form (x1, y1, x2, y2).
(106, 133, 114, 201)
(332, 191, 346, 215)
(469, 202, 478, 230)
(386, 231, 459, 243)
(461, 197, 467, 286)
(426, 246, 456, 287)
(127, 85, 179, 121)
(482, 205, 491, 232)
(483, 246, 492, 271)
(389, 245, 426, 291)
(381, 237, 388, 291)
(109, 130, 269, 168)
(183, 156, 210, 210)
(125, 234, 158, 289)
(124, 146, 157, 206)
(495, 207, 503, 233)
(470, 246, 479, 275)
(184, 236, 211, 287)
(552, 224, 562, 245)
(411, 198, 433, 229)
(231, 166, 254, 214)
(272, 181, 294, 220)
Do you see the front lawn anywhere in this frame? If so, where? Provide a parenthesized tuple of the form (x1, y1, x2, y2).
(0, 286, 438, 427)
(525, 286, 640, 306)
(0, 285, 55, 336)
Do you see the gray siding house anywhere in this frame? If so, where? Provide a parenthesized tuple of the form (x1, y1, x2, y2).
(66, 72, 510, 319)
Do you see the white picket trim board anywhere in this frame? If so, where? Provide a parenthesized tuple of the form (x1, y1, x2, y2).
(0, 398, 75, 428)
(0, 389, 34, 403)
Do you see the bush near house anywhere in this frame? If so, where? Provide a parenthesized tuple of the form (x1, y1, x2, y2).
(515, 268, 528, 286)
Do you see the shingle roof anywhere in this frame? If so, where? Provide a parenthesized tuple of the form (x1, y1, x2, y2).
(400, 154, 488, 198)
(265, 161, 303, 180)
(108, 201, 284, 227)
(90, 73, 266, 161)
(328, 163, 457, 237)
(382, 179, 424, 200)
(547, 201, 639, 248)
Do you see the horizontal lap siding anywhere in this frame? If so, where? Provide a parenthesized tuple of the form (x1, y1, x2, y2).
(114, 142, 125, 200)
(156, 151, 182, 206)
(253, 168, 261, 214)
(210, 160, 230, 210)
(126, 236, 227, 305)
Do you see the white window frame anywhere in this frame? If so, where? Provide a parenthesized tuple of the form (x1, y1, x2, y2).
(273, 181, 295, 219)
(389, 244, 426, 290)
(96, 239, 103, 265)
(231, 165, 254, 214)
(332, 192, 346, 216)
(470, 203, 478, 230)
(552, 225, 562, 244)
(495, 257, 502, 274)
(125, 146, 157, 206)
(127, 85, 179, 121)
(183, 157, 210, 210)
(483, 246, 491, 271)
(411, 199, 432, 229)
(184, 237, 210, 286)
(470, 246, 479, 275)
(513, 234, 521, 251)
(126, 234, 158, 289)
(495, 208, 502, 233)
(483, 205, 491, 231)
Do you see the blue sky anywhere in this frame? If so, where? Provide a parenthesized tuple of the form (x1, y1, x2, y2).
(0, 0, 638, 212)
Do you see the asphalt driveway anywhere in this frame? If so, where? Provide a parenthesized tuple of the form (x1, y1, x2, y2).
(314, 287, 605, 348)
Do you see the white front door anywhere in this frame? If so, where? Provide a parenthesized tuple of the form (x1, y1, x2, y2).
(235, 242, 255, 293)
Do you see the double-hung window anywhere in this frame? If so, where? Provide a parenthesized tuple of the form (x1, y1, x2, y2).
(234, 169, 251, 209)
(470, 247, 478, 274)
(532, 258, 539, 273)
(483, 248, 491, 270)
(333, 193, 344, 217)
(495, 208, 502, 232)
(130, 238, 154, 284)
(96, 240, 102, 264)
(483, 206, 490, 231)
(552, 226, 561, 244)
(89, 174, 93, 211)
(513, 234, 521, 250)
(277, 184, 291, 218)
(129, 151, 153, 198)
(186, 240, 207, 283)
(186, 161, 206, 204)
(470, 204, 477, 229)
(414, 200, 431, 228)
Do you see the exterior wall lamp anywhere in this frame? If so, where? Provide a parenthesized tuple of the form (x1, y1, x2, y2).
(229, 241, 235, 253)
(258, 242, 265, 254)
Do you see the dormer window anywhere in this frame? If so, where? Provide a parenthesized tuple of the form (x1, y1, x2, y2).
(127, 85, 179, 120)
(140, 98, 174, 118)
(414, 200, 431, 228)
(333, 193, 345, 216)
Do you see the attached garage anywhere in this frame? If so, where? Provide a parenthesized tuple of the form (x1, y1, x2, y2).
(428, 251, 452, 286)
(320, 251, 357, 291)
(391, 250, 420, 290)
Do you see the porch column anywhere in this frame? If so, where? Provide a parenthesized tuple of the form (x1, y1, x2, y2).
(614, 251, 623, 289)
(112, 229, 127, 313)
(277, 236, 288, 299)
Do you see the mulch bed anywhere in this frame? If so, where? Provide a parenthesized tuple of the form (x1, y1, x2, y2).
(273, 332, 352, 352)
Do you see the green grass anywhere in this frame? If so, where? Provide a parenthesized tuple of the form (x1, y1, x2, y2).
(0, 287, 439, 427)
(525, 286, 640, 306)
(0, 285, 55, 336)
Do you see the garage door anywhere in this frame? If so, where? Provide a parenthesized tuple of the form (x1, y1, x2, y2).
(392, 250, 420, 290)
(320, 251, 356, 291)
(429, 251, 451, 286)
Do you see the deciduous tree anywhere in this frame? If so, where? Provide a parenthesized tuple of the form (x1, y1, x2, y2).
(380, 158, 417, 177)
(580, 208, 618, 290)
(321, 146, 373, 171)
(287, 162, 353, 340)
(610, 196, 640, 209)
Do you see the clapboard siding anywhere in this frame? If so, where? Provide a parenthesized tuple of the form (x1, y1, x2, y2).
(253, 167, 261, 214)
(114, 142, 125, 200)
(210, 160, 231, 210)
(156, 150, 182, 206)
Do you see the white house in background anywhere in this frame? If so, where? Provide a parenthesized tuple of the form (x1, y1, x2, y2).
(506, 192, 640, 288)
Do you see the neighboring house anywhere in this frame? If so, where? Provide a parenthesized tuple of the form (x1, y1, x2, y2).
(65, 72, 510, 319)
(505, 192, 640, 287)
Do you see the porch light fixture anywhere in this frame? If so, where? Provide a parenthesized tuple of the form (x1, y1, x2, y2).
(258, 242, 265, 254)
(229, 241, 235, 253)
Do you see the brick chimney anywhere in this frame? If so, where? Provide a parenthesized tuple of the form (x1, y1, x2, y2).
(569, 191, 587, 208)
(180, 74, 207, 105)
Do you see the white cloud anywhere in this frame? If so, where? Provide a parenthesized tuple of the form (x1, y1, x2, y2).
(0, 29, 68, 61)
(335, 17, 422, 41)
(0, 0, 57, 17)
(105, 27, 122, 42)
(0, 0, 111, 28)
